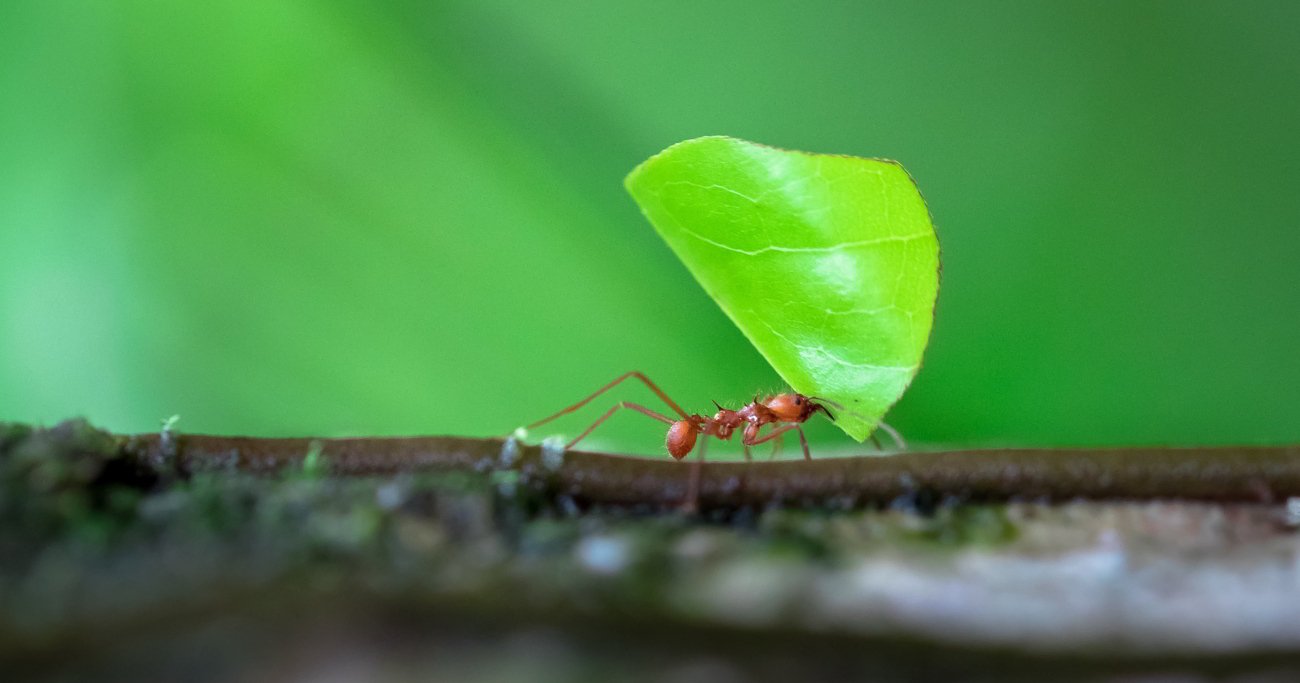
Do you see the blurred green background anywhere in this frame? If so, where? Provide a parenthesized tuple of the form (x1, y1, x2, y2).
(2, 1, 1298, 456)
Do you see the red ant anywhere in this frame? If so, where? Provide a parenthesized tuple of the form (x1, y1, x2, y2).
(521, 371, 868, 462)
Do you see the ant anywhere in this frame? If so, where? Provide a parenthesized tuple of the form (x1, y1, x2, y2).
(521, 371, 900, 463)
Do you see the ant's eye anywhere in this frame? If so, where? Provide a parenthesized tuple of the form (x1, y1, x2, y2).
(795, 396, 803, 404)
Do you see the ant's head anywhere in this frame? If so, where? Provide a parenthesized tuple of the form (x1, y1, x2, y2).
(764, 393, 832, 423)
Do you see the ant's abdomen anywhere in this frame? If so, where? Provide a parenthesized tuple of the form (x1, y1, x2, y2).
(666, 420, 698, 460)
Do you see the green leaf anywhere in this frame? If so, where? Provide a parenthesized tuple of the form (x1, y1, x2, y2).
(625, 136, 939, 442)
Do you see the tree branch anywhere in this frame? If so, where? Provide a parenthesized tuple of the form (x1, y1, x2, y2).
(120, 432, 1300, 509)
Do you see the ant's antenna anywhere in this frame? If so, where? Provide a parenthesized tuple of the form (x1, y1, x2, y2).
(805, 397, 908, 449)
(808, 396, 884, 426)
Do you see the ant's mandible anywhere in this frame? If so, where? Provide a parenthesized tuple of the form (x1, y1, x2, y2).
(521, 371, 846, 462)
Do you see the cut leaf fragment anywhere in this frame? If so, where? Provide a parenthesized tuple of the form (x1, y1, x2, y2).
(625, 136, 939, 442)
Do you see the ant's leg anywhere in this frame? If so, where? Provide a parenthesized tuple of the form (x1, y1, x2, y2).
(745, 423, 798, 449)
(746, 424, 812, 461)
(742, 443, 753, 463)
(795, 425, 812, 460)
(869, 432, 885, 451)
(522, 372, 690, 434)
(770, 430, 783, 460)
(683, 436, 708, 514)
(742, 424, 784, 460)
(876, 421, 907, 450)
(565, 401, 674, 451)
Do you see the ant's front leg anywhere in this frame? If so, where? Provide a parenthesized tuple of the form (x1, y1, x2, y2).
(876, 421, 907, 450)
(867, 421, 907, 451)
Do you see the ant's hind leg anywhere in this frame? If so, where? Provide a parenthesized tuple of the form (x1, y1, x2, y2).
(565, 401, 674, 451)
(520, 371, 691, 435)
(682, 437, 708, 514)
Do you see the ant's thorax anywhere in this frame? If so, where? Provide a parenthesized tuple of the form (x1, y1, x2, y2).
(697, 399, 783, 441)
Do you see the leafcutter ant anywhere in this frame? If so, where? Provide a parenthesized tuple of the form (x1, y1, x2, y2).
(521, 371, 902, 462)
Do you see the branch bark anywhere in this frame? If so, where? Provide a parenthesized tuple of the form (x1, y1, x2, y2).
(120, 433, 1300, 510)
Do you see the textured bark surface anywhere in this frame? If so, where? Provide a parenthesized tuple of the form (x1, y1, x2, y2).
(124, 431, 1300, 509)
(7, 422, 1300, 682)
